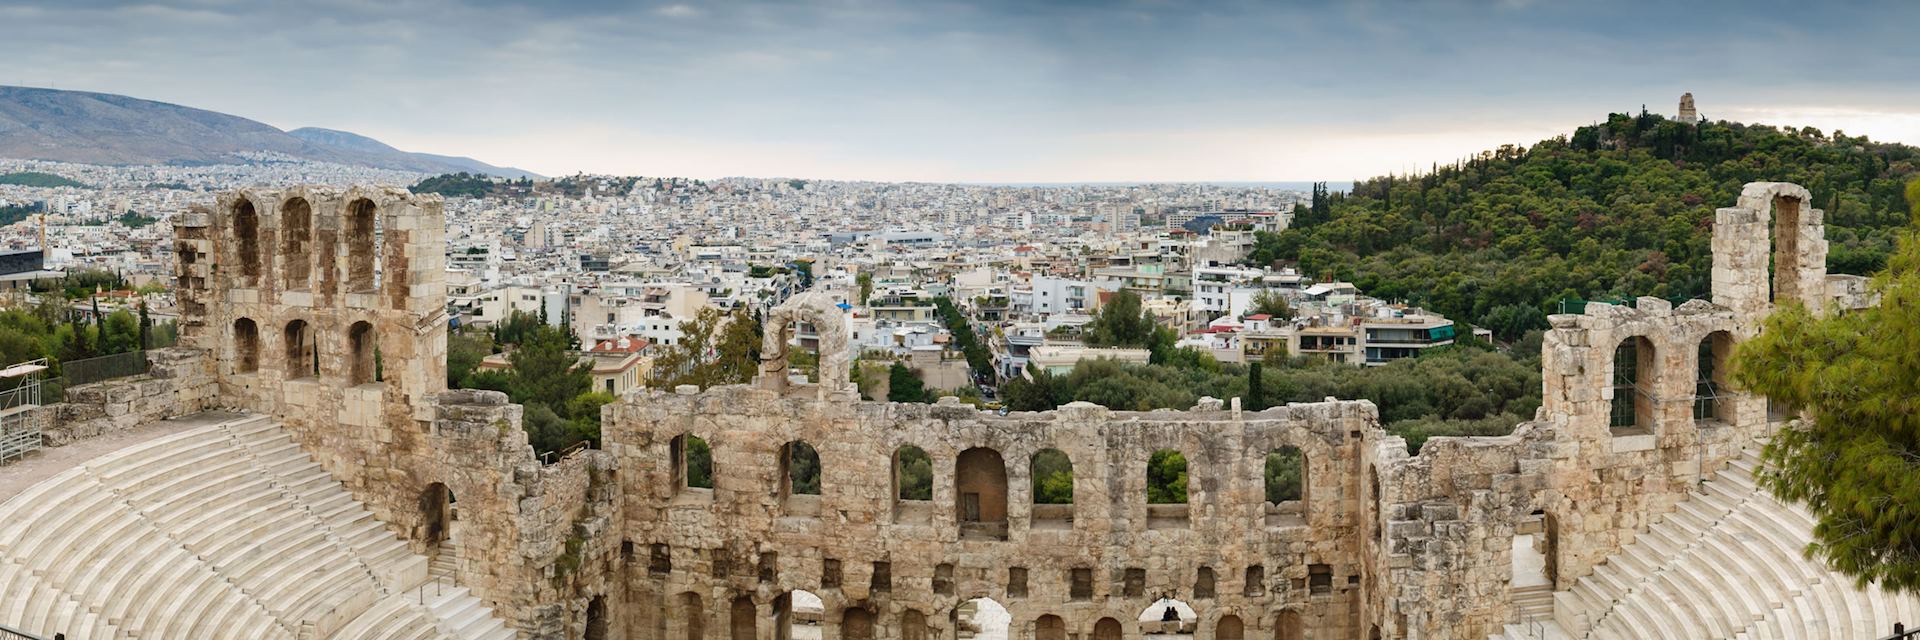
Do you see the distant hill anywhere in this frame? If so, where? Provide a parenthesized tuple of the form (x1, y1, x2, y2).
(0, 171, 87, 188)
(0, 86, 540, 179)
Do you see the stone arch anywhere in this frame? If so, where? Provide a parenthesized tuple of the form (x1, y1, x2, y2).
(775, 590, 824, 640)
(1718, 182, 1828, 314)
(954, 597, 1009, 640)
(1031, 447, 1073, 528)
(1609, 336, 1656, 434)
(280, 196, 312, 291)
(759, 290, 853, 398)
(1139, 598, 1195, 635)
(419, 482, 453, 550)
(1263, 446, 1306, 527)
(1695, 330, 1735, 423)
(233, 317, 259, 374)
(729, 596, 756, 640)
(672, 433, 714, 491)
(1273, 610, 1301, 640)
(956, 447, 1008, 540)
(347, 320, 378, 385)
(841, 607, 875, 640)
(1093, 618, 1123, 640)
(232, 197, 261, 285)
(1215, 615, 1244, 640)
(1035, 614, 1067, 640)
(284, 319, 316, 378)
(346, 197, 379, 293)
(586, 595, 609, 640)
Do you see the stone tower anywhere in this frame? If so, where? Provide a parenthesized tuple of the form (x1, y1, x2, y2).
(1678, 92, 1698, 123)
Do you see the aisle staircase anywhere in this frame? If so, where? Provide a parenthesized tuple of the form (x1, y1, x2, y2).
(0, 414, 516, 639)
(1495, 447, 1920, 639)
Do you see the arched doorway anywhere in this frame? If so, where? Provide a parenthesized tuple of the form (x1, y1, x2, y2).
(419, 483, 454, 552)
(233, 317, 259, 374)
(1215, 615, 1243, 640)
(842, 608, 875, 640)
(1036, 614, 1067, 640)
(1093, 618, 1124, 640)
(1139, 598, 1196, 636)
(775, 590, 824, 640)
(732, 596, 757, 640)
(585, 595, 608, 640)
(953, 598, 1009, 640)
(1273, 611, 1301, 640)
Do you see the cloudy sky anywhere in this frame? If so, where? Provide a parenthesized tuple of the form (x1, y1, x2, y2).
(5, 0, 1918, 182)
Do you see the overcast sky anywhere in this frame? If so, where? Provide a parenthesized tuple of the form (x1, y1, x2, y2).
(5, 0, 1918, 182)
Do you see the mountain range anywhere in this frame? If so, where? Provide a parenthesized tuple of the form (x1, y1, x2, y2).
(0, 86, 539, 179)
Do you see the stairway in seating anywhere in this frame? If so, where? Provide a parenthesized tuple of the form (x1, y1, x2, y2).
(0, 413, 517, 639)
(1495, 446, 1920, 639)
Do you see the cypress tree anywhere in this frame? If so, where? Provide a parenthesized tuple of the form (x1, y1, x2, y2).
(1246, 361, 1264, 412)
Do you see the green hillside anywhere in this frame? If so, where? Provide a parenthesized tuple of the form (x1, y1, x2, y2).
(0, 172, 88, 188)
(1251, 111, 1919, 339)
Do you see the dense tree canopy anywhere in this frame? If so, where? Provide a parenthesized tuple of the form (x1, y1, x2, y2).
(1002, 338, 1541, 453)
(1731, 178, 1920, 592)
(1250, 113, 1918, 336)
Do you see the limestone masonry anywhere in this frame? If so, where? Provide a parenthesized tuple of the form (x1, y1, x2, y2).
(7, 182, 1890, 638)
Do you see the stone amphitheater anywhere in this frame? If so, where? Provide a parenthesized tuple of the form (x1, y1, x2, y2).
(0, 181, 1913, 640)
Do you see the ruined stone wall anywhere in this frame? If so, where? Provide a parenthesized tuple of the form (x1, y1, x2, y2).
(40, 347, 216, 446)
(1366, 182, 1854, 639)
(155, 181, 1859, 640)
(607, 389, 1380, 640)
(173, 187, 621, 638)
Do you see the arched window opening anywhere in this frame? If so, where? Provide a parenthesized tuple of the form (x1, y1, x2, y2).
(1216, 615, 1244, 640)
(1093, 618, 1123, 640)
(347, 320, 379, 385)
(346, 198, 379, 293)
(955, 447, 1009, 540)
(895, 444, 932, 499)
(280, 197, 311, 291)
(585, 596, 609, 640)
(1695, 331, 1734, 422)
(1036, 615, 1067, 640)
(233, 317, 259, 374)
(1274, 611, 1302, 640)
(1771, 195, 1805, 304)
(774, 591, 823, 640)
(670, 434, 713, 496)
(675, 592, 705, 640)
(1243, 565, 1265, 598)
(419, 482, 454, 552)
(1194, 566, 1217, 599)
(842, 608, 875, 640)
(779, 441, 822, 515)
(893, 443, 934, 524)
(283, 319, 316, 378)
(1148, 448, 1189, 528)
(233, 198, 261, 284)
(1030, 448, 1073, 529)
(1264, 446, 1306, 527)
(954, 598, 1009, 640)
(1609, 336, 1656, 434)
(1137, 599, 1195, 636)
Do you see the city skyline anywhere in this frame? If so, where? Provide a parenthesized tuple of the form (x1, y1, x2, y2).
(5, 0, 1919, 182)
